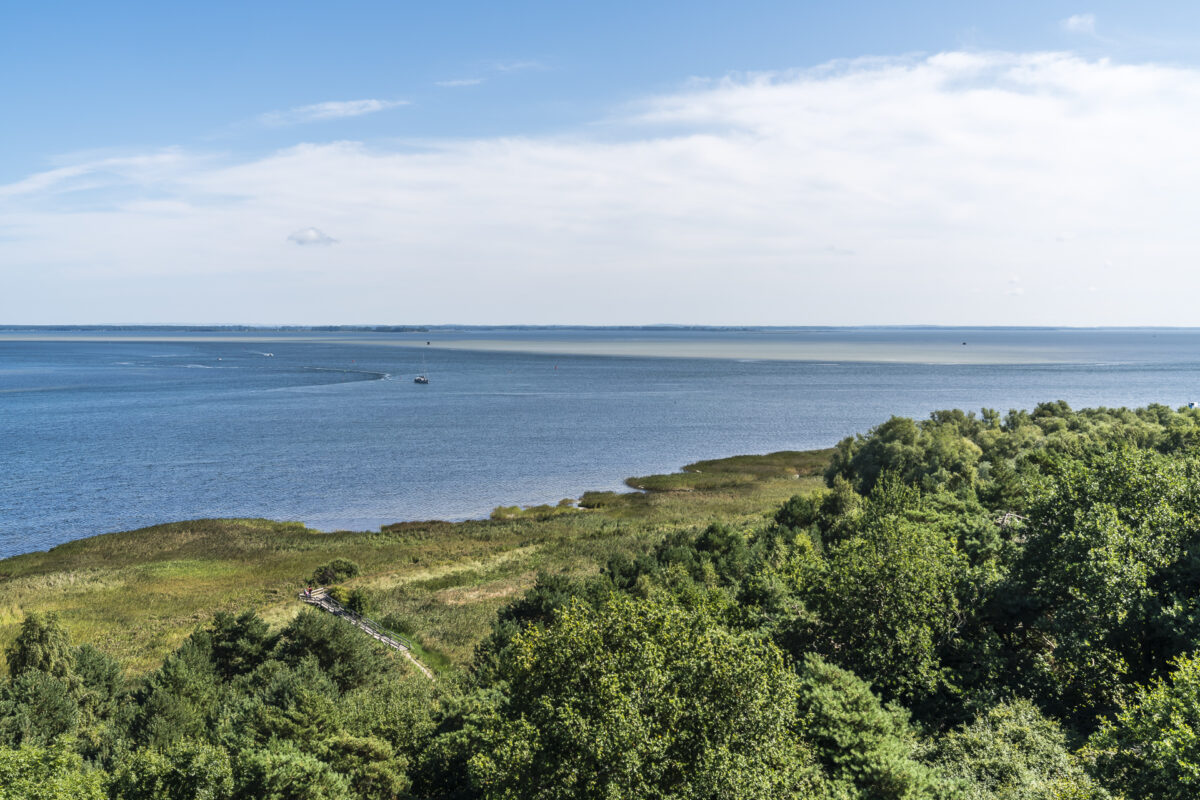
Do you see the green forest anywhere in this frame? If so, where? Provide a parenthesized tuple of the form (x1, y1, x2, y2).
(6, 402, 1200, 799)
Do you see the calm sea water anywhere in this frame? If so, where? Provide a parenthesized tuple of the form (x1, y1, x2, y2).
(3, 327, 1200, 559)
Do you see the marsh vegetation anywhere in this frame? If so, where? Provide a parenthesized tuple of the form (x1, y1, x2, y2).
(6, 403, 1200, 797)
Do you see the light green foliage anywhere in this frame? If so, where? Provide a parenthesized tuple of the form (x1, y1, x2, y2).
(460, 593, 824, 799)
(0, 739, 107, 800)
(111, 739, 233, 800)
(319, 733, 410, 800)
(1083, 650, 1200, 799)
(827, 402, 1200, 509)
(826, 414, 983, 496)
(931, 700, 1102, 800)
(795, 654, 954, 800)
(236, 739, 353, 800)
(340, 677, 440, 760)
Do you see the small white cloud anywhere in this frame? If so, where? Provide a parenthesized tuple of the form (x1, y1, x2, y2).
(288, 227, 337, 246)
(259, 99, 407, 127)
(1061, 13, 1097, 35)
(1056, 231, 1075, 242)
(1005, 286, 1026, 296)
(1087, 285, 1099, 292)
(436, 78, 484, 88)
(491, 60, 545, 73)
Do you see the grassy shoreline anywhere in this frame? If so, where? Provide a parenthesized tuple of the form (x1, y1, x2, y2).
(0, 448, 832, 676)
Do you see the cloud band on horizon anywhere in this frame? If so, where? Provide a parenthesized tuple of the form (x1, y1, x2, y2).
(3, 51, 1200, 325)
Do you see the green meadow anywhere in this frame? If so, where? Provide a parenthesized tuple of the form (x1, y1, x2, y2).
(0, 449, 831, 676)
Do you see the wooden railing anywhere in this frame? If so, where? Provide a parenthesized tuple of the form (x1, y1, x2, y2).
(299, 587, 433, 680)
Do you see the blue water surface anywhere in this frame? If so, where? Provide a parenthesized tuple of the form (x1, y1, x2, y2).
(3, 327, 1200, 558)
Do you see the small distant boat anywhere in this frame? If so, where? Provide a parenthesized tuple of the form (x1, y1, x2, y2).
(413, 341, 431, 384)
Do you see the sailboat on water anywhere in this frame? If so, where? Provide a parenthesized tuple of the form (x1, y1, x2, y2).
(414, 341, 430, 384)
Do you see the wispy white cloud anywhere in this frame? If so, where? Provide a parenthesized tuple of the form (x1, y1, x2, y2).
(288, 227, 337, 246)
(1061, 13, 1097, 35)
(436, 78, 485, 88)
(431, 61, 542, 91)
(5, 51, 1200, 325)
(258, 99, 407, 126)
(0, 149, 199, 200)
(491, 59, 545, 73)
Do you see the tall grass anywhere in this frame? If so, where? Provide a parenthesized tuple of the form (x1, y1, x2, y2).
(0, 450, 829, 675)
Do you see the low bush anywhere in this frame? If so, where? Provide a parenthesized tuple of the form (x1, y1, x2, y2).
(310, 559, 360, 586)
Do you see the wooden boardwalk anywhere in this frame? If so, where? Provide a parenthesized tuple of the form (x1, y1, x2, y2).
(300, 588, 435, 680)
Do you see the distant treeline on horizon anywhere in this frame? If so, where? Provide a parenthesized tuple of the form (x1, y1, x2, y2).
(6, 324, 1196, 333)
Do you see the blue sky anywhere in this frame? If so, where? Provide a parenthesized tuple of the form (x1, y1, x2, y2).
(5, 2, 1200, 324)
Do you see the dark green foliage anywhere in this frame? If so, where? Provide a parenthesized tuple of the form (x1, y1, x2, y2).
(16, 403, 1200, 799)
(496, 571, 585, 629)
(774, 477, 862, 552)
(5, 613, 78, 687)
(774, 492, 821, 533)
(0, 616, 124, 755)
(73, 645, 123, 725)
(602, 522, 756, 592)
(310, 558, 361, 586)
(797, 477, 967, 707)
(129, 638, 222, 748)
(233, 657, 342, 745)
(105, 607, 437, 797)
(203, 611, 276, 680)
(342, 588, 371, 617)
(1011, 446, 1200, 723)
(272, 610, 388, 693)
(0, 670, 80, 746)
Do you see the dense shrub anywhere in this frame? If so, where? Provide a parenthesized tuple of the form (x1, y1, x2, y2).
(310, 559, 361, 586)
(1082, 651, 1200, 799)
